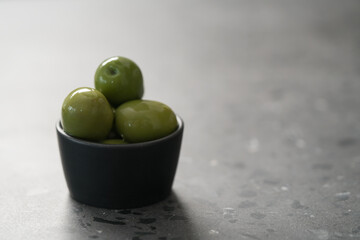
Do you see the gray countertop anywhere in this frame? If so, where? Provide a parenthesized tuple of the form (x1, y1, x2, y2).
(0, 0, 359, 239)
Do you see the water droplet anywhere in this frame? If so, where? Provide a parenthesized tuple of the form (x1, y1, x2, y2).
(96, 230, 103, 234)
(291, 200, 307, 209)
(250, 212, 266, 219)
(209, 229, 219, 235)
(223, 207, 236, 219)
(281, 186, 289, 191)
(335, 192, 350, 201)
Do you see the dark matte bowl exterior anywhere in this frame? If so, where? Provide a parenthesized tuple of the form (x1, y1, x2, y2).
(56, 116, 184, 209)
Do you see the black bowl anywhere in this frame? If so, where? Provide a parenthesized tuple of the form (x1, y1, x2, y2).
(56, 116, 184, 209)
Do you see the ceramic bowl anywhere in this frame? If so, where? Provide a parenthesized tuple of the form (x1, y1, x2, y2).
(56, 116, 184, 209)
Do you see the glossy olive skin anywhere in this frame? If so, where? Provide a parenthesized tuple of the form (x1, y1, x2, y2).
(100, 139, 127, 144)
(62, 87, 114, 141)
(95, 56, 144, 107)
(115, 100, 178, 143)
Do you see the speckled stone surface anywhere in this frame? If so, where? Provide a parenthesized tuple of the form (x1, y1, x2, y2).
(0, 0, 359, 239)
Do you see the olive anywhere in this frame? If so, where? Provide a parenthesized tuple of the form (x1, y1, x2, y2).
(61, 87, 114, 141)
(100, 139, 127, 144)
(94, 56, 144, 107)
(115, 100, 178, 143)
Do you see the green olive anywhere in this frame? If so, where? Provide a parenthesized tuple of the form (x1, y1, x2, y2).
(94, 56, 144, 107)
(61, 87, 114, 141)
(115, 100, 178, 143)
(100, 139, 127, 144)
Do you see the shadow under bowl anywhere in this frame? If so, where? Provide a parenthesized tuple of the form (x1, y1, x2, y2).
(56, 116, 184, 209)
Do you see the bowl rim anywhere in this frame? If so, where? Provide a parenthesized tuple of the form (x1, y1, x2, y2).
(56, 115, 184, 148)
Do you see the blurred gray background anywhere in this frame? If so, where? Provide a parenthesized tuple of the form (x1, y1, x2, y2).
(0, 0, 359, 239)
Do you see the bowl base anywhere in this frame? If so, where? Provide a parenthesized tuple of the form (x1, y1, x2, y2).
(69, 190, 171, 209)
